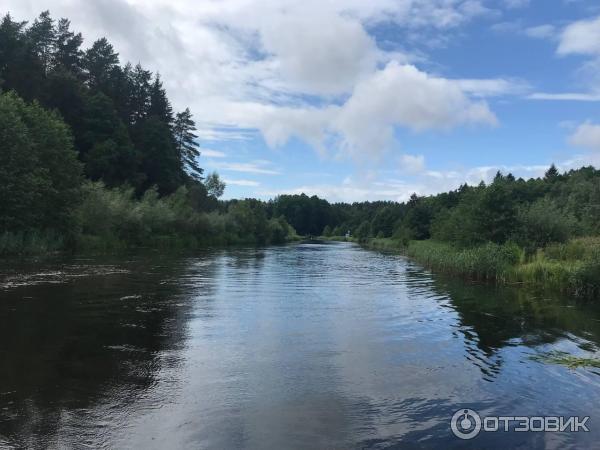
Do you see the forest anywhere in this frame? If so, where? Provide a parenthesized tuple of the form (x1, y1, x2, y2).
(0, 11, 297, 251)
(1, 11, 599, 296)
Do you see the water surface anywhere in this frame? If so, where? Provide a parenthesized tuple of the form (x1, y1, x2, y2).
(1, 242, 600, 449)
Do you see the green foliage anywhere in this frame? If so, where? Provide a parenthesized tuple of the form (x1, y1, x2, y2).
(134, 116, 182, 194)
(544, 237, 600, 261)
(514, 198, 579, 250)
(272, 194, 333, 236)
(354, 220, 372, 241)
(0, 91, 82, 235)
(0, 11, 210, 195)
(205, 172, 226, 199)
(570, 248, 600, 297)
(174, 107, 202, 180)
(0, 230, 65, 255)
(75, 182, 297, 252)
(370, 206, 399, 238)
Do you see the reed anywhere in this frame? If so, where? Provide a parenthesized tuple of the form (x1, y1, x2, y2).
(361, 237, 600, 298)
(0, 231, 66, 256)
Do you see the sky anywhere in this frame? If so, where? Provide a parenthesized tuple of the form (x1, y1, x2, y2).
(4, 0, 600, 202)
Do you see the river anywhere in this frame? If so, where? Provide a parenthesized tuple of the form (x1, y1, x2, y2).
(1, 242, 600, 449)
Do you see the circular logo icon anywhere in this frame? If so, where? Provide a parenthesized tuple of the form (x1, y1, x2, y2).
(451, 409, 482, 440)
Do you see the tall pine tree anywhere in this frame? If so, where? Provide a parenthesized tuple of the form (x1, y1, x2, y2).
(174, 108, 203, 180)
(83, 37, 119, 91)
(53, 18, 83, 74)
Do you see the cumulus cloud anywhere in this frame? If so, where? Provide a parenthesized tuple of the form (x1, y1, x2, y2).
(558, 16, 600, 56)
(399, 154, 426, 173)
(569, 122, 600, 152)
(332, 63, 497, 159)
(258, 11, 379, 95)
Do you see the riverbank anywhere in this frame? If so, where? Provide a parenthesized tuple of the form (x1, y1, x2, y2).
(0, 231, 303, 258)
(0, 182, 301, 257)
(358, 237, 600, 298)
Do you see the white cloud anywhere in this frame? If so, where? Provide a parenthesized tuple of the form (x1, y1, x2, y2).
(332, 63, 497, 159)
(525, 24, 556, 39)
(213, 161, 281, 175)
(490, 20, 522, 34)
(258, 161, 571, 203)
(399, 154, 426, 173)
(223, 178, 260, 186)
(558, 16, 600, 56)
(529, 16, 600, 101)
(528, 92, 600, 101)
(201, 149, 227, 158)
(569, 122, 600, 152)
(256, 163, 556, 202)
(456, 78, 530, 96)
(258, 11, 379, 95)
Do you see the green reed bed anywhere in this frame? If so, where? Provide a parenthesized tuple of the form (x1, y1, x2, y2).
(0, 231, 66, 256)
(361, 237, 600, 298)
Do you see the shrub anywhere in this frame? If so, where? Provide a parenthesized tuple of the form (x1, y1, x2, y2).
(514, 198, 579, 251)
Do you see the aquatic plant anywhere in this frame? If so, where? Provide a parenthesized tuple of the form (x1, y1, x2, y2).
(530, 351, 600, 370)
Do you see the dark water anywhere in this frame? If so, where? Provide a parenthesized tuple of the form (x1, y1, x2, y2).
(1, 242, 600, 449)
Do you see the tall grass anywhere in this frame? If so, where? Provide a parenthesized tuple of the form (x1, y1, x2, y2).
(405, 240, 520, 282)
(362, 237, 600, 298)
(0, 231, 66, 256)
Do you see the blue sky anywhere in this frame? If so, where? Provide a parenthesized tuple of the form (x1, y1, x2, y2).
(6, 0, 600, 201)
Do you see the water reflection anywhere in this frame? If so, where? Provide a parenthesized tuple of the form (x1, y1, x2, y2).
(1, 243, 600, 449)
(0, 254, 220, 448)
(424, 272, 600, 376)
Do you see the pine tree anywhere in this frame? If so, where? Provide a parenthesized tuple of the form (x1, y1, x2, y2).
(106, 63, 133, 124)
(174, 108, 203, 180)
(545, 164, 560, 181)
(0, 14, 44, 100)
(148, 73, 173, 125)
(53, 18, 83, 73)
(83, 37, 119, 90)
(129, 63, 151, 124)
(27, 11, 55, 74)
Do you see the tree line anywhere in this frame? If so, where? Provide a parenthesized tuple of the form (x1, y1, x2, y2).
(273, 166, 600, 251)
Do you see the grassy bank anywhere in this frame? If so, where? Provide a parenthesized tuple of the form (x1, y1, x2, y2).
(360, 237, 600, 298)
